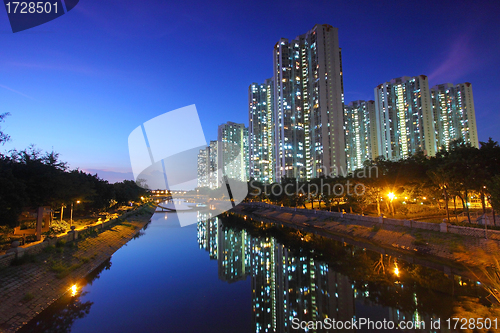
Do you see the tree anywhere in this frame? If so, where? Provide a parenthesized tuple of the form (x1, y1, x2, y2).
(428, 152, 454, 222)
(113, 180, 147, 205)
(479, 139, 500, 220)
(434, 142, 480, 224)
(488, 175, 500, 226)
(0, 155, 27, 227)
(0, 112, 10, 145)
(0, 145, 123, 226)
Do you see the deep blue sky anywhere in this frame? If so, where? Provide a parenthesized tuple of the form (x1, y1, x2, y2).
(1, 0, 499, 183)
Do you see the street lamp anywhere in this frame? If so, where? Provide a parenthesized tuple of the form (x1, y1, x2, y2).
(394, 264, 400, 277)
(387, 192, 395, 216)
(70, 200, 81, 227)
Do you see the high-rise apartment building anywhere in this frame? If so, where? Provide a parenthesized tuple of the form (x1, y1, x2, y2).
(196, 140, 218, 189)
(374, 75, 437, 160)
(249, 79, 275, 184)
(208, 140, 218, 188)
(217, 122, 249, 184)
(273, 24, 346, 181)
(344, 100, 378, 171)
(431, 82, 479, 150)
(197, 148, 209, 188)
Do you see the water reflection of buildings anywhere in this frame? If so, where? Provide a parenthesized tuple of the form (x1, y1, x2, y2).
(196, 213, 475, 332)
(252, 243, 356, 333)
(218, 222, 251, 283)
(197, 212, 218, 260)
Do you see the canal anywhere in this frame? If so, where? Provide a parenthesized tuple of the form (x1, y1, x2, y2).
(20, 203, 492, 332)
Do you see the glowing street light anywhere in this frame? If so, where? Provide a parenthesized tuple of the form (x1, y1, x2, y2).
(70, 201, 81, 227)
(387, 192, 396, 216)
(70, 284, 78, 297)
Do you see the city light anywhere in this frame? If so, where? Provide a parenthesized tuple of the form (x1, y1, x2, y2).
(70, 284, 78, 297)
(387, 192, 395, 201)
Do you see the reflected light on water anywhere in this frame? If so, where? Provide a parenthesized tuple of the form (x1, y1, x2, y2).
(70, 285, 78, 297)
(22, 210, 490, 333)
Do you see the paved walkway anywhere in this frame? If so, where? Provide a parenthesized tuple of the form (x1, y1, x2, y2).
(239, 205, 500, 268)
(0, 208, 154, 332)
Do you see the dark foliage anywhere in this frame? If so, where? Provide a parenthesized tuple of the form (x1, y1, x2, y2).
(0, 146, 148, 227)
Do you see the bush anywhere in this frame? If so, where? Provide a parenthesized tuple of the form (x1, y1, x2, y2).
(44, 220, 70, 237)
(49, 260, 83, 279)
(43, 245, 55, 253)
(79, 227, 98, 239)
(19, 221, 37, 230)
(25, 234, 37, 243)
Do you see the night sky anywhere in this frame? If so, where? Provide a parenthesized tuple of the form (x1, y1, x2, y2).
(1, 0, 499, 183)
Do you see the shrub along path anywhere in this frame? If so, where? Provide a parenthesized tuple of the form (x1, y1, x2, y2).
(0, 204, 155, 333)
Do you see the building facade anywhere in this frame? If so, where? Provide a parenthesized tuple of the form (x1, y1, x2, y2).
(344, 100, 378, 171)
(374, 75, 437, 160)
(197, 148, 209, 188)
(273, 24, 346, 181)
(208, 140, 218, 188)
(217, 122, 249, 184)
(249, 79, 275, 184)
(431, 82, 479, 150)
(196, 140, 218, 189)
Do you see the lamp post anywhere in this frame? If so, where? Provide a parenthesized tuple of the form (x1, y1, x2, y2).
(60, 204, 65, 222)
(70, 200, 81, 227)
(388, 192, 395, 216)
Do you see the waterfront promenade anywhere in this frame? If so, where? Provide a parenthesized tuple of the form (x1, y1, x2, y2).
(0, 205, 155, 333)
(233, 203, 500, 269)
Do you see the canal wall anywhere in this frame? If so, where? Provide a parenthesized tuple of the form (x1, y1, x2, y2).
(0, 204, 156, 333)
(0, 207, 149, 268)
(242, 202, 500, 240)
(233, 203, 500, 269)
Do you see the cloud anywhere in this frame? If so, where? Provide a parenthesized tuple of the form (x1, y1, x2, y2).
(0, 84, 35, 100)
(5, 60, 99, 76)
(428, 34, 480, 83)
(83, 168, 134, 184)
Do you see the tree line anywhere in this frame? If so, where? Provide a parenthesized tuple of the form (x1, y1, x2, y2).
(248, 139, 500, 224)
(0, 114, 147, 227)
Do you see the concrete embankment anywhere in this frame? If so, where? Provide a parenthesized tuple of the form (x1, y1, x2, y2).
(0, 204, 156, 333)
(231, 203, 500, 272)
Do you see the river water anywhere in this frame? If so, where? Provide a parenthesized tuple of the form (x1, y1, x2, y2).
(19, 203, 491, 333)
